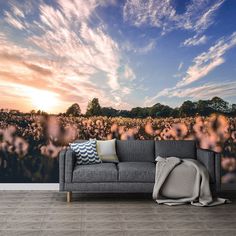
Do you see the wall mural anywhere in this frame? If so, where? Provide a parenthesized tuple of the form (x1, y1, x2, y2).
(0, 0, 235, 186)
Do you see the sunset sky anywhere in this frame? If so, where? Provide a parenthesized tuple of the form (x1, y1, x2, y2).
(0, 0, 236, 113)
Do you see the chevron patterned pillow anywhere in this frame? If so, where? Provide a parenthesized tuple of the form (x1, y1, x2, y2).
(70, 140, 101, 165)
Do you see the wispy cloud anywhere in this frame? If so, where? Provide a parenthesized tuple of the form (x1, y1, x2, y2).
(122, 39, 156, 54)
(137, 40, 156, 54)
(192, 0, 224, 32)
(182, 34, 207, 47)
(4, 11, 25, 30)
(0, 0, 135, 112)
(161, 82, 236, 100)
(146, 32, 236, 105)
(145, 81, 236, 106)
(123, 0, 224, 34)
(124, 65, 136, 81)
(177, 32, 236, 87)
(178, 62, 184, 71)
(11, 4, 25, 18)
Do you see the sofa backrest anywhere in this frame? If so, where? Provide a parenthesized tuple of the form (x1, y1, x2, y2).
(73, 140, 87, 143)
(72, 139, 196, 161)
(155, 140, 196, 159)
(116, 140, 155, 162)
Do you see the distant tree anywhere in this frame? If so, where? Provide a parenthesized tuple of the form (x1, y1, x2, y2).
(196, 100, 213, 116)
(9, 110, 20, 115)
(36, 110, 48, 116)
(231, 104, 236, 116)
(118, 110, 131, 117)
(86, 98, 101, 116)
(170, 108, 180, 117)
(156, 106, 173, 117)
(66, 103, 81, 116)
(210, 97, 230, 113)
(130, 107, 149, 118)
(149, 103, 173, 118)
(30, 110, 36, 114)
(149, 103, 162, 117)
(179, 100, 196, 117)
(101, 107, 118, 117)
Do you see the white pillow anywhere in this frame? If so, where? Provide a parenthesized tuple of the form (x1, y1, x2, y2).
(96, 139, 119, 163)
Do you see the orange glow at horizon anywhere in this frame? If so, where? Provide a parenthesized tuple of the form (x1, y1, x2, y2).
(27, 88, 60, 112)
(0, 82, 67, 113)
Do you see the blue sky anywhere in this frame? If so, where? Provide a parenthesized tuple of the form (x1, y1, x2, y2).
(0, 0, 235, 113)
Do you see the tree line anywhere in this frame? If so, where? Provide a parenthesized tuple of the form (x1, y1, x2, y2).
(2, 96, 235, 118)
(65, 97, 236, 118)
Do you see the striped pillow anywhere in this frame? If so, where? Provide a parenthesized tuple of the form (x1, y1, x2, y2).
(70, 140, 101, 165)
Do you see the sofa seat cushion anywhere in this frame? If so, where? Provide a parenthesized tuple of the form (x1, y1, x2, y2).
(118, 162, 155, 182)
(73, 163, 118, 183)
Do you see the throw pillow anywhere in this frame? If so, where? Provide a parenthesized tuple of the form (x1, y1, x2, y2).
(96, 139, 119, 163)
(70, 140, 101, 165)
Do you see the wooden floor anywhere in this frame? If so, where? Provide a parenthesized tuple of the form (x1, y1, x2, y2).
(0, 191, 235, 236)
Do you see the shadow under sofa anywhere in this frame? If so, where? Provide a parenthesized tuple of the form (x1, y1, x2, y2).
(59, 140, 221, 202)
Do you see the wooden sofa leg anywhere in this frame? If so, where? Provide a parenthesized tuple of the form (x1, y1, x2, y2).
(67, 191, 72, 203)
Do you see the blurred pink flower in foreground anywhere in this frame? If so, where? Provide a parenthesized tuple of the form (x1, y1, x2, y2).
(222, 157, 236, 172)
(47, 116, 61, 141)
(194, 114, 230, 152)
(0, 126, 29, 156)
(40, 142, 62, 159)
(14, 137, 29, 156)
(1, 126, 16, 143)
(145, 122, 154, 135)
(63, 124, 78, 144)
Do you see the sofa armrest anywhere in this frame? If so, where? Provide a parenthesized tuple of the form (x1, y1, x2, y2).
(59, 147, 76, 191)
(196, 148, 215, 184)
(64, 148, 76, 183)
(59, 149, 67, 191)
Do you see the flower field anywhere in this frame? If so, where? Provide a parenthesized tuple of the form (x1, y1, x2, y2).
(0, 111, 236, 183)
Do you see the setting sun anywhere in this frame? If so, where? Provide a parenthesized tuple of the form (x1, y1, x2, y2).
(28, 89, 59, 112)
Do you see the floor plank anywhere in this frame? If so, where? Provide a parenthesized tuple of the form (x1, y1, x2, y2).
(0, 191, 235, 236)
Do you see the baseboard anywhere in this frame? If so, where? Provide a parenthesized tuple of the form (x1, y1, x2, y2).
(0, 184, 59, 190)
(0, 183, 235, 191)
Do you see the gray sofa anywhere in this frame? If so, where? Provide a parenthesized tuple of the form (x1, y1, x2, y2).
(59, 140, 221, 202)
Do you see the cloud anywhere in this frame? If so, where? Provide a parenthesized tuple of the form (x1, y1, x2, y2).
(182, 35, 207, 47)
(163, 82, 236, 100)
(11, 4, 25, 18)
(177, 32, 236, 87)
(79, 23, 121, 89)
(4, 11, 25, 29)
(146, 32, 236, 105)
(122, 87, 132, 95)
(137, 40, 156, 54)
(124, 65, 135, 81)
(39, 3, 68, 30)
(29, 3, 122, 91)
(4, 3, 27, 30)
(192, 0, 224, 32)
(145, 81, 236, 106)
(123, 0, 224, 34)
(57, 0, 97, 22)
(178, 62, 183, 71)
(0, 0, 135, 112)
(122, 39, 156, 54)
(57, 0, 115, 22)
